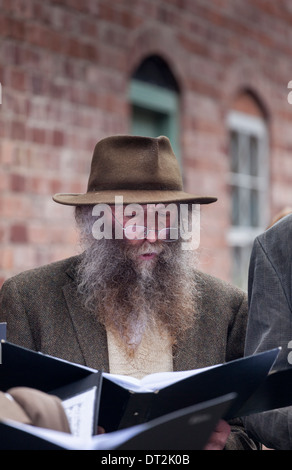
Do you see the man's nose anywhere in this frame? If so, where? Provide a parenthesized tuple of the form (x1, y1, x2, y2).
(145, 229, 159, 243)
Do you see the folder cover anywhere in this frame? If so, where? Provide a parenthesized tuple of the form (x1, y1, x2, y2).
(0, 393, 236, 450)
(0, 341, 282, 438)
(0, 340, 98, 392)
(237, 366, 292, 417)
(98, 348, 280, 431)
(0, 341, 102, 437)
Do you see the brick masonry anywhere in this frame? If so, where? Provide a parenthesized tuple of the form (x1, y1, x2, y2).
(0, 0, 292, 287)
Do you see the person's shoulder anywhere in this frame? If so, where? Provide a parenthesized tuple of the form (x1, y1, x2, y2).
(195, 270, 246, 302)
(259, 213, 292, 247)
(254, 213, 292, 262)
(2, 255, 81, 290)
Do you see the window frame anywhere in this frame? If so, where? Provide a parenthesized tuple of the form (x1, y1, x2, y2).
(129, 79, 181, 168)
(226, 110, 269, 288)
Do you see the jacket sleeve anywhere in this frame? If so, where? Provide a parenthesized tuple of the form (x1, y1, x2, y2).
(0, 277, 36, 350)
(226, 419, 261, 450)
(244, 236, 292, 449)
(245, 237, 292, 366)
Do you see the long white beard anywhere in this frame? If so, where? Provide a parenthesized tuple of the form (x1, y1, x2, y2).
(75, 226, 199, 350)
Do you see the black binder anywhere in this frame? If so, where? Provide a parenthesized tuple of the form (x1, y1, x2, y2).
(98, 348, 280, 431)
(0, 341, 282, 437)
(237, 365, 292, 417)
(0, 341, 102, 437)
(0, 340, 99, 392)
(116, 393, 237, 450)
(0, 393, 236, 450)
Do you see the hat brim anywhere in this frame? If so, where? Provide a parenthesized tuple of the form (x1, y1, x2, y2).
(53, 190, 217, 206)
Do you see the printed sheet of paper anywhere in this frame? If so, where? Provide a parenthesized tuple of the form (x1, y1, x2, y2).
(62, 387, 97, 439)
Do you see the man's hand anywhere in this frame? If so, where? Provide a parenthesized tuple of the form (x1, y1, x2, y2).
(203, 419, 231, 450)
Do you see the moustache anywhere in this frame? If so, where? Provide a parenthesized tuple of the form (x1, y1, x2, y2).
(122, 240, 175, 262)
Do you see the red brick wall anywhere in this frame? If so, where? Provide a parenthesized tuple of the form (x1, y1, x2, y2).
(1, 0, 292, 286)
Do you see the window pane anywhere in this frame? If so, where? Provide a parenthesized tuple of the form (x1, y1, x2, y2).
(230, 131, 239, 173)
(240, 187, 251, 226)
(130, 78, 180, 167)
(231, 185, 240, 226)
(239, 134, 250, 175)
(131, 106, 168, 137)
(250, 136, 259, 177)
(250, 189, 259, 227)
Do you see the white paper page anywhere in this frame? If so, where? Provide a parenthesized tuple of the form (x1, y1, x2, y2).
(90, 423, 148, 449)
(62, 387, 96, 439)
(1, 418, 148, 450)
(103, 364, 219, 393)
(2, 419, 92, 450)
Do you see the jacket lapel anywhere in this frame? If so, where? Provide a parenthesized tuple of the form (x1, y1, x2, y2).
(62, 260, 109, 372)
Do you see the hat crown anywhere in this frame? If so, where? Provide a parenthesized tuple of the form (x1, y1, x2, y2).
(87, 135, 183, 192)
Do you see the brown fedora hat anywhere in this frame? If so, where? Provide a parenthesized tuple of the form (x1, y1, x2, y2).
(53, 135, 217, 206)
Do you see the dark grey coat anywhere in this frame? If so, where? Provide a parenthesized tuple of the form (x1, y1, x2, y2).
(244, 213, 292, 450)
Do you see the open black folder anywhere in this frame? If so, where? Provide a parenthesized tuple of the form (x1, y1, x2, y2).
(237, 365, 292, 417)
(0, 341, 280, 435)
(0, 340, 102, 438)
(0, 393, 236, 450)
(98, 347, 280, 432)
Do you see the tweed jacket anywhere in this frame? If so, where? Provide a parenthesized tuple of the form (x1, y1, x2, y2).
(244, 214, 292, 450)
(0, 254, 257, 449)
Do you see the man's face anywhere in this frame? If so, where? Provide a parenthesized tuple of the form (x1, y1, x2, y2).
(109, 204, 177, 265)
(90, 201, 200, 255)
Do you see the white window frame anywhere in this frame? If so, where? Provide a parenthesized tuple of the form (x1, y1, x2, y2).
(226, 110, 269, 288)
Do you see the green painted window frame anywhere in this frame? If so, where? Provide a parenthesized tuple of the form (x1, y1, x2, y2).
(129, 79, 181, 168)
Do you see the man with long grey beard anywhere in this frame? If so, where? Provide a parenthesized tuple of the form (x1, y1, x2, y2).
(0, 135, 258, 450)
(74, 204, 197, 372)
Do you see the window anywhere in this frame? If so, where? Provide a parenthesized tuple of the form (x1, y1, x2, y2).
(129, 55, 181, 167)
(227, 106, 269, 289)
